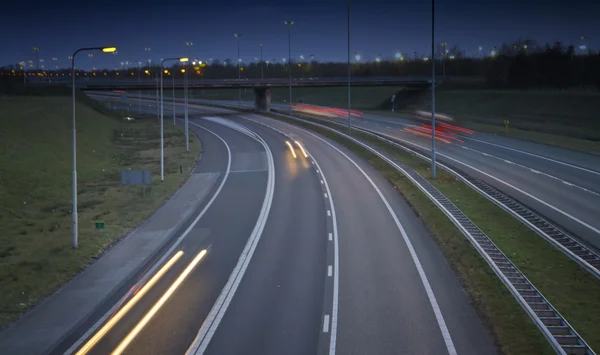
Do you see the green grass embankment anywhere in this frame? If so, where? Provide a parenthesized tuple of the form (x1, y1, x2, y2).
(0, 95, 200, 328)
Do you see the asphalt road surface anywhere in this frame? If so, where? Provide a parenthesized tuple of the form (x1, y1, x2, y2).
(159, 95, 600, 252)
(55, 97, 496, 355)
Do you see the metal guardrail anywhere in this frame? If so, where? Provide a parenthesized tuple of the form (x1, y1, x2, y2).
(269, 108, 600, 282)
(252, 110, 596, 355)
(347, 128, 600, 281)
(185, 97, 595, 354)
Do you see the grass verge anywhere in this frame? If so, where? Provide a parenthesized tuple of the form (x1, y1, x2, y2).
(201, 99, 600, 354)
(0, 96, 201, 328)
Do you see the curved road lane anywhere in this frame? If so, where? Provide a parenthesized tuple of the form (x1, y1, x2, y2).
(190, 120, 330, 355)
(61, 119, 275, 355)
(233, 114, 497, 355)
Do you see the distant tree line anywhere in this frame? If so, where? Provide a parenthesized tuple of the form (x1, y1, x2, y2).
(2, 40, 599, 92)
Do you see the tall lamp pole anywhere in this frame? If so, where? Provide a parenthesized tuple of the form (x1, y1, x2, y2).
(260, 43, 264, 79)
(431, 0, 437, 179)
(133, 60, 142, 113)
(172, 67, 176, 125)
(234, 33, 242, 102)
(184, 64, 189, 151)
(285, 21, 293, 114)
(71, 46, 117, 248)
(160, 57, 189, 182)
(347, 0, 351, 135)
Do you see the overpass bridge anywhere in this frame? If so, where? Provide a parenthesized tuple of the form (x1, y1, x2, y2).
(79, 76, 432, 111)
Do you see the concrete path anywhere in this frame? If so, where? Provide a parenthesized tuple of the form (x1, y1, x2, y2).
(0, 138, 215, 355)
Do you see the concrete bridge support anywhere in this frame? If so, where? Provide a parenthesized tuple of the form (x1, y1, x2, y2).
(254, 87, 271, 112)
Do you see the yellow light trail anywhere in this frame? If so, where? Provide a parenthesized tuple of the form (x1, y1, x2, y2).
(285, 141, 297, 158)
(112, 250, 208, 355)
(294, 141, 308, 158)
(76, 251, 184, 355)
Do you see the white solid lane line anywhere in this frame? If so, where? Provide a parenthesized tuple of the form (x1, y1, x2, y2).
(67, 123, 233, 355)
(185, 123, 275, 355)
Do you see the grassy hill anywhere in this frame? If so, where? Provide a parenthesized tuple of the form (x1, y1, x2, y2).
(0, 95, 200, 327)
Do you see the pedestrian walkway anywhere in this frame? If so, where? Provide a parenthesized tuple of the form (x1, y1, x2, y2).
(0, 169, 219, 354)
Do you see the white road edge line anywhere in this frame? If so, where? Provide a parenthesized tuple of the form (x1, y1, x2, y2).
(185, 121, 275, 355)
(463, 136, 600, 176)
(254, 115, 457, 355)
(66, 123, 232, 355)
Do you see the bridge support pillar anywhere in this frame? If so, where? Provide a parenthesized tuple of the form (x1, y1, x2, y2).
(254, 87, 271, 112)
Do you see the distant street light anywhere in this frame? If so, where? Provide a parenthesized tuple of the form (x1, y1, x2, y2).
(160, 57, 189, 181)
(70, 46, 117, 248)
(581, 36, 591, 55)
(234, 33, 242, 102)
(354, 53, 361, 62)
(490, 47, 497, 57)
(284, 21, 293, 114)
(132, 60, 142, 113)
(260, 43, 264, 79)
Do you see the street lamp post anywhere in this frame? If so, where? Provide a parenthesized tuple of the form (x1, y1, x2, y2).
(347, 0, 351, 134)
(161, 57, 189, 182)
(285, 21, 293, 114)
(184, 64, 189, 152)
(34, 47, 39, 73)
(581, 36, 591, 56)
(71, 46, 117, 248)
(133, 60, 142, 113)
(260, 44, 264, 80)
(234, 34, 242, 102)
(431, 0, 437, 179)
(172, 68, 176, 125)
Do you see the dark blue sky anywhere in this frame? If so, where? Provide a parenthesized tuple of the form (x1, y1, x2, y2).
(2, 0, 599, 70)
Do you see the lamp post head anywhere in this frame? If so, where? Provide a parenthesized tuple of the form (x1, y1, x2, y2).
(102, 47, 117, 53)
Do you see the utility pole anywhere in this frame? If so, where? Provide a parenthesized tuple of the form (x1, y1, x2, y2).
(234, 34, 242, 102)
(260, 43, 264, 79)
(347, 0, 351, 135)
(34, 47, 39, 73)
(431, 0, 437, 179)
(285, 21, 293, 114)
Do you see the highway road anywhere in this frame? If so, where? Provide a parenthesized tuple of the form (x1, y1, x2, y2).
(150, 95, 600, 253)
(53, 97, 497, 354)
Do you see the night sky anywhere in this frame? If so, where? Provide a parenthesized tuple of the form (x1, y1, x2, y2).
(1, 0, 599, 70)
